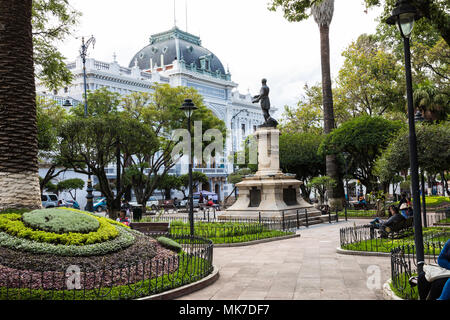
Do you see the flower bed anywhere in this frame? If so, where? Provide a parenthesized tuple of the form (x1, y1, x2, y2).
(0, 208, 214, 300)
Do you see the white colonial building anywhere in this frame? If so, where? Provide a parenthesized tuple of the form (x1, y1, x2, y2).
(37, 27, 270, 207)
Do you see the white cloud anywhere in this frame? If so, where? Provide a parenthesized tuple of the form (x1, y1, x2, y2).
(59, 0, 383, 115)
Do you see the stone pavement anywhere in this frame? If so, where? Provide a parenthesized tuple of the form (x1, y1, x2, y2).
(178, 219, 392, 300)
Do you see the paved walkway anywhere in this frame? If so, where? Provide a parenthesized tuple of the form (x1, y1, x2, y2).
(178, 219, 392, 300)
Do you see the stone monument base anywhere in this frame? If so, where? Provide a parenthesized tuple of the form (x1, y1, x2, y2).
(220, 172, 320, 220)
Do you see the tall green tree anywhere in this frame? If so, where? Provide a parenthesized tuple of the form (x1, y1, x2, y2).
(0, 0, 42, 211)
(37, 96, 69, 194)
(320, 116, 403, 193)
(279, 132, 326, 201)
(178, 172, 209, 199)
(364, 0, 450, 46)
(269, 0, 344, 209)
(336, 34, 405, 117)
(57, 178, 84, 200)
(32, 0, 81, 90)
(122, 85, 226, 210)
(375, 123, 450, 189)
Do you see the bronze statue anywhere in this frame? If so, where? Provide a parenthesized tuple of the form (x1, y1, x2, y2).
(252, 78, 278, 128)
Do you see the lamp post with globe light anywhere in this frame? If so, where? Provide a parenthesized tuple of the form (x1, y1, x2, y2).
(79, 35, 96, 212)
(414, 110, 427, 228)
(180, 99, 198, 236)
(386, 0, 425, 274)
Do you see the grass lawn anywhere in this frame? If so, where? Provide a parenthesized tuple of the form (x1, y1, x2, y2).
(338, 209, 378, 218)
(438, 218, 450, 224)
(157, 220, 295, 244)
(390, 272, 418, 300)
(341, 227, 449, 253)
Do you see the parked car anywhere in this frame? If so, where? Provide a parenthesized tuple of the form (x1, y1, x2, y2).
(92, 197, 107, 212)
(65, 200, 80, 210)
(148, 196, 159, 210)
(179, 195, 200, 208)
(41, 194, 59, 208)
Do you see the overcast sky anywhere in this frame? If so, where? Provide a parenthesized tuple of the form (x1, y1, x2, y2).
(59, 0, 383, 113)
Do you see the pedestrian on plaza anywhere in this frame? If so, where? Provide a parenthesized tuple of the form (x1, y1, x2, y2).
(121, 199, 131, 217)
(116, 209, 130, 226)
(398, 192, 408, 210)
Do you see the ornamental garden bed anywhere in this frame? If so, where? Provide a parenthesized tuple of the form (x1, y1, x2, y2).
(0, 208, 213, 300)
(136, 217, 295, 245)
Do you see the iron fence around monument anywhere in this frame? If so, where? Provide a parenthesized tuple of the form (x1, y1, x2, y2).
(0, 234, 213, 300)
(390, 242, 446, 300)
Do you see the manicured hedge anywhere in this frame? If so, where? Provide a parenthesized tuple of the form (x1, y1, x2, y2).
(0, 213, 118, 246)
(0, 226, 135, 257)
(157, 236, 182, 252)
(22, 209, 99, 234)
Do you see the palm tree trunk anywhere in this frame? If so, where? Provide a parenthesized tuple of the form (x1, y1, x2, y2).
(319, 24, 344, 210)
(0, 0, 41, 211)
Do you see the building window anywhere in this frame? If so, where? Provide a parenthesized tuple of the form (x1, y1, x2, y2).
(241, 124, 246, 137)
(253, 125, 257, 132)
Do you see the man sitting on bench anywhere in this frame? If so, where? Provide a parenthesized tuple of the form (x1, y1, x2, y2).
(370, 205, 405, 234)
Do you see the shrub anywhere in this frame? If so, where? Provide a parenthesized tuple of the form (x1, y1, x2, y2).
(0, 213, 118, 246)
(157, 236, 182, 252)
(22, 209, 100, 234)
(0, 226, 135, 257)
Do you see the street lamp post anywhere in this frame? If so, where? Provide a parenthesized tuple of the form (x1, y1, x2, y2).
(414, 110, 427, 228)
(180, 99, 198, 236)
(230, 109, 249, 198)
(80, 35, 96, 212)
(342, 152, 350, 221)
(387, 0, 425, 275)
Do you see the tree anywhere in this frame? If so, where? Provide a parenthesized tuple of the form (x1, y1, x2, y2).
(308, 176, 336, 205)
(269, 0, 344, 209)
(122, 85, 226, 210)
(413, 79, 449, 122)
(156, 174, 182, 200)
(57, 178, 85, 200)
(179, 172, 209, 199)
(279, 131, 326, 201)
(32, 0, 81, 90)
(364, 0, 450, 46)
(0, 1, 42, 210)
(36, 96, 69, 194)
(375, 123, 450, 190)
(320, 116, 403, 193)
(336, 34, 405, 117)
(225, 168, 253, 202)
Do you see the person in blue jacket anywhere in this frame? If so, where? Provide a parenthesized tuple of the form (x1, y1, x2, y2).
(437, 239, 450, 300)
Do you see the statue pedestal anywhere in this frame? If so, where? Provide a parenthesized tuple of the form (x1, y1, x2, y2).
(222, 127, 320, 220)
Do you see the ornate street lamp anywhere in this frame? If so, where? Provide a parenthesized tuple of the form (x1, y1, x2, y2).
(80, 35, 96, 212)
(180, 98, 197, 236)
(386, 0, 425, 275)
(414, 110, 427, 228)
(342, 152, 350, 221)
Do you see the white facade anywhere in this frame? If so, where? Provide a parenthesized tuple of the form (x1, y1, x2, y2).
(37, 27, 271, 206)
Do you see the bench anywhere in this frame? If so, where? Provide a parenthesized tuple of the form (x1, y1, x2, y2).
(130, 222, 170, 234)
(380, 217, 414, 238)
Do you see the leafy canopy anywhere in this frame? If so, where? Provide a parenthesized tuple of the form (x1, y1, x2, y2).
(32, 0, 81, 90)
